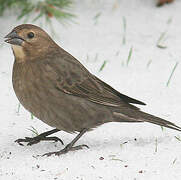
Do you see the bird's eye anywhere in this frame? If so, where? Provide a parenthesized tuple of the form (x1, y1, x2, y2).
(27, 32, 34, 39)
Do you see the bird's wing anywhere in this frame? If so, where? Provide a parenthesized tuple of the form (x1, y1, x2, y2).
(57, 74, 145, 107)
(44, 52, 146, 108)
(93, 76, 146, 105)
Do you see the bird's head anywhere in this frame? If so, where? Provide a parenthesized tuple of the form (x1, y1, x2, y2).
(4, 24, 58, 62)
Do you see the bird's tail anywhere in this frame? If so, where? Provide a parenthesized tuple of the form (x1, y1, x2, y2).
(139, 111, 181, 131)
(113, 111, 181, 131)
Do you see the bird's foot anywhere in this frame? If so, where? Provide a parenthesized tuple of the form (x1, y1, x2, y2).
(157, 0, 174, 6)
(15, 135, 63, 146)
(42, 144, 89, 157)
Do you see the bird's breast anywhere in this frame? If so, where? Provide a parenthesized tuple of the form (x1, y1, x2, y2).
(12, 61, 113, 132)
(12, 62, 54, 118)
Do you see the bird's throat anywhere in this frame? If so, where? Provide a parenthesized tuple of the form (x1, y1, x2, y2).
(12, 45, 26, 63)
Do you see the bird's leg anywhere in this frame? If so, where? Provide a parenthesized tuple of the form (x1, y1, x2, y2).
(157, 0, 174, 6)
(43, 128, 89, 157)
(15, 129, 63, 146)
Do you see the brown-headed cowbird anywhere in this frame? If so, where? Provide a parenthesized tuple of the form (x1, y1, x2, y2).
(5, 24, 181, 156)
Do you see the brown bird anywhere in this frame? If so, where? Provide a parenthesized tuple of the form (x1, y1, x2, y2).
(5, 24, 181, 156)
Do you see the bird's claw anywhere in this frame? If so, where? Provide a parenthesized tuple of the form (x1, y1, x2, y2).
(42, 144, 89, 157)
(15, 138, 28, 146)
(15, 136, 64, 146)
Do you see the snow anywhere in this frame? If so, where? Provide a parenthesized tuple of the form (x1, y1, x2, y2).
(1, 0, 181, 179)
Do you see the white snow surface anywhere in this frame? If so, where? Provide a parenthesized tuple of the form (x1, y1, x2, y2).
(1, 0, 181, 179)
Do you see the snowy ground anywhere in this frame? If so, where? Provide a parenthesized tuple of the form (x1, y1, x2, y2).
(1, 0, 181, 179)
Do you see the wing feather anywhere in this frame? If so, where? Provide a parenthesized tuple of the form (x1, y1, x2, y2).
(43, 51, 146, 108)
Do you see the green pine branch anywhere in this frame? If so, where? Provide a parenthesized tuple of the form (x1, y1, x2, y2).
(0, 0, 75, 23)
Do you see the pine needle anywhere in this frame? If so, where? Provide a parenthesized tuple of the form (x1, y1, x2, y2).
(155, 138, 158, 153)
(166, 62, 179, 87)
(31, 113, 34, 120)
(93, 12, 101, 25)
(172, 158, 177, 164)
(174, 135, 181, 142)
(17, 103, 21, 114)
(122, 16, 127, 45)
(28, 126, 39, 136)
(99, 60, 107, 72)
(157, 31, 168, 49)
(126, 47, 133, 66)
(146, 60, 152, 69)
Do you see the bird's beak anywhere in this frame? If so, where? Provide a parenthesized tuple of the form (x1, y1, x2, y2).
(4, 31, 25, 46)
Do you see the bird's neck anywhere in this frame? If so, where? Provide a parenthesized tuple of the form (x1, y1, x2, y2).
(12, 45, 26, 63)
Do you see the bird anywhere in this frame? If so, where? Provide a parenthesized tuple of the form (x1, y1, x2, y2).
(4, 24, 181, 156)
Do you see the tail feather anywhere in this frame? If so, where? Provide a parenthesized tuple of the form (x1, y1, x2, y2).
(113, 111, 181, 131)
(139, 111, 181, 131)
